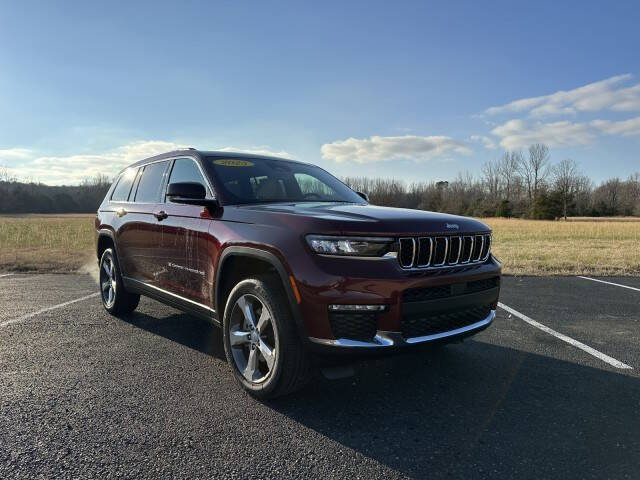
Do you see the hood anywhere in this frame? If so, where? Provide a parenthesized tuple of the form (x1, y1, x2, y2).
(224, 202, 490, 235)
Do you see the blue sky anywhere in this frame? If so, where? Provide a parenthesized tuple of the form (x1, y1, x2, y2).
(1, 0, 639, 184)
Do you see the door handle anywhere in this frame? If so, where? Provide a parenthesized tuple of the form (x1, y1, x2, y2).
(116, 208, 127, 217)
(154, 210, 168, 221)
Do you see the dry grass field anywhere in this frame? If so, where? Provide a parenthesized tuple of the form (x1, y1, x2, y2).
(1, 214, 639, 275)
(484, 218, 640, 275)
(0, 214, 96, 273)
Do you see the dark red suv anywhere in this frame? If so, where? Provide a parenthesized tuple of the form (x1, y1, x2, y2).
(95, 149, 501, 398)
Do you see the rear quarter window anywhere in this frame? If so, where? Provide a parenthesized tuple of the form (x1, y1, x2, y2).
(134, 161, 169, 203)
(110, 168, 137, 202)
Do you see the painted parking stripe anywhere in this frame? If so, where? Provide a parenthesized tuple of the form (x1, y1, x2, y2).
(498, 302, 632, 370)
(577, 276, 640, 293)
(0, 293, 100, 328)
(0, 274, 14, 278)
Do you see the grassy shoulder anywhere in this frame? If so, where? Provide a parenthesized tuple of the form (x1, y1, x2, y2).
(1, 215, 639, 276)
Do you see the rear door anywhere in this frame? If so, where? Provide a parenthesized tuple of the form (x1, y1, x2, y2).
(117, 160, 170, 286)
(160, 157, 216, 307)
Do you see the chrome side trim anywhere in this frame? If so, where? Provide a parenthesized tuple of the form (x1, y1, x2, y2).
(124, 276, 216, 313)
(309, 310, 495, 348)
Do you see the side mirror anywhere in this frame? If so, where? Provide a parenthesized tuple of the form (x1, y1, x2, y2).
(356, 191, 369, 202)
(167, 182, 219, 210)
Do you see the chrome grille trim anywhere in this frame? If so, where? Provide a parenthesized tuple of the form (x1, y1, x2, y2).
(397, 233, 492, 270)
(416, 237, 433, 267)
(398, 238, 416, 268)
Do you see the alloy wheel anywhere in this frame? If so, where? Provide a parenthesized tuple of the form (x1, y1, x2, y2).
(228, 294, 278, 383)
(100, 254, 117, 308)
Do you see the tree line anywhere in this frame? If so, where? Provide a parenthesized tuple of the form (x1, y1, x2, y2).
(345, 144, 640, 219)
(0, 169, 111, 214)
(1, 143, 639, 218)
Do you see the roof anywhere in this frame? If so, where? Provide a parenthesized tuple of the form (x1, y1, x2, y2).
(121, 149, 306, 173)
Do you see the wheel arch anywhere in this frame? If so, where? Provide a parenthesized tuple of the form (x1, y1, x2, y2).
(215, 247, 307, 342)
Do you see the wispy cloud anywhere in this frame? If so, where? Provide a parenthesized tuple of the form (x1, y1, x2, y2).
(469, 135, 497, 150)
(321, 135, 471, 164)
(491, 116, 640, 149)
(0, 148, 33, 160)
(485, 74, 640, 117)
(2, 141, 293, 185)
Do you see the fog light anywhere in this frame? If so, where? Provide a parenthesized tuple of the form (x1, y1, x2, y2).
(328, 304, 387, 312)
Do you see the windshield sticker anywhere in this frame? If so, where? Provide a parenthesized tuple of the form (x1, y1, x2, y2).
(214, 159, 254, 167)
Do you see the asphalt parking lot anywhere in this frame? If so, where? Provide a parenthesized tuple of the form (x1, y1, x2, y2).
(1, 273, 639, 479)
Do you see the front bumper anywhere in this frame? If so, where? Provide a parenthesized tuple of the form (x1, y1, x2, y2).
(309, 309, 495, 350)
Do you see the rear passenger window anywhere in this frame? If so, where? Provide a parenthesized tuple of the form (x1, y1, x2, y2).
(111, 168, 137, 202)
(166, 158, 208, 199)
(134, 161, 169, 203)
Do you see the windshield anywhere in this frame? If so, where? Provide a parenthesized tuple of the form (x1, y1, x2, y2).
(206, 156, 365, 205)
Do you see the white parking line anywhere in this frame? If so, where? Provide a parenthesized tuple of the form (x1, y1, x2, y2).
(498, 302, 632, 370)
(0, 274, 14, 278)
(577, 276, 640, 293)
(0, 293, 100, 328)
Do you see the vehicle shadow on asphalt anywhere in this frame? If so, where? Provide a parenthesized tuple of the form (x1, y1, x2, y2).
(120, 311, 226, 361)
(267, 342, 640, 479)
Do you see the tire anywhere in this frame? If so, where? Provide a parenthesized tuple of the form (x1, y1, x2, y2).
(99, 248, 140, 315)
(222, 275, 311, 399)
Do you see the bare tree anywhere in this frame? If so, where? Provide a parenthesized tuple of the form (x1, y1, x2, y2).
(552, 158, 580, 220)
(481, 158, 501, 201)
(517, 143, 551, 215)
(499, 151, 521, 201)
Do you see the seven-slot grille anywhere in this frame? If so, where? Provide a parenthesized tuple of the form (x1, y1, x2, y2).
(398, 233, 492, 269)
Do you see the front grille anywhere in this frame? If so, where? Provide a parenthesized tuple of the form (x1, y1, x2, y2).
(398, 233, 492, 269)
(402, 276, 500, 303)
(329, 312, 377, 341)
(402, 305, 492, 338)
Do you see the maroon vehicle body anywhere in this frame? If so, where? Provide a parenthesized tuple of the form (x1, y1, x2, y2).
(95, 149, 501, 355)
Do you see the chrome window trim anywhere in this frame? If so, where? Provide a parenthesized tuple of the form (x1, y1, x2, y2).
(309, 310, 495, 348)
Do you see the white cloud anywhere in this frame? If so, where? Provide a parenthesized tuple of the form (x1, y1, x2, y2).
(591, 116, 640, 137)
(469, 135, 497, 150)
(485, 74, 640, 117)
(0, 148, 33, 160)
(491, 119, 597, 149)
(321, 135, 471, 164)
(3, 141, 293, 185)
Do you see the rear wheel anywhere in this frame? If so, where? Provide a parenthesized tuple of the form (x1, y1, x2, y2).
(222, 275, 311, 399)
(99, 248, 140, 315)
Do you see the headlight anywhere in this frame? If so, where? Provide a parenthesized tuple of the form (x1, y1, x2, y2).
(306, 235, 395, 257)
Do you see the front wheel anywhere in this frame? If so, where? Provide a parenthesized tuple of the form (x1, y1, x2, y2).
(222, 275, 311, 399)
(99, 248, 140, 315)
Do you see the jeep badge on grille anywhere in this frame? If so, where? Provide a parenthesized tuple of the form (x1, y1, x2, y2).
(446, 223, 459, 229)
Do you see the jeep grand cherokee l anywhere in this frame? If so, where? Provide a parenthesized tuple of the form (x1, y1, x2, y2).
(95, 149, 501, 398)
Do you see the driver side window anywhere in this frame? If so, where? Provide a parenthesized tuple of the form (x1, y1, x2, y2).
(166, 158, 209, 201)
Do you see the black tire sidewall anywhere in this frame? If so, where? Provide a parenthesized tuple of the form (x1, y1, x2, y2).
(222, 278, 286, 397)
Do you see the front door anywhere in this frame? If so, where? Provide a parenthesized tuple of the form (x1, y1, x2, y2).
(159, 157, 216, 307)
